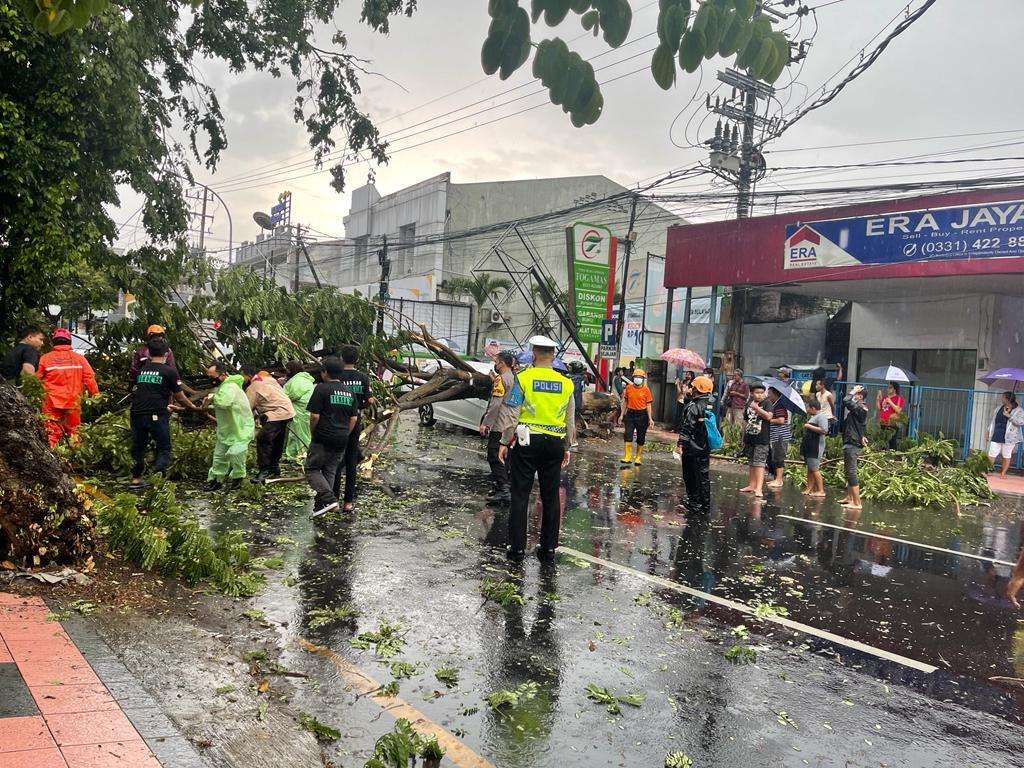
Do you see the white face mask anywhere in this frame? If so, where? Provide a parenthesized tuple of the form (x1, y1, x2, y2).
(633, 377, 644, 386)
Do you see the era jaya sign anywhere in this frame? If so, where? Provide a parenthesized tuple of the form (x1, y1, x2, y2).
(784, 199, 1024, 270)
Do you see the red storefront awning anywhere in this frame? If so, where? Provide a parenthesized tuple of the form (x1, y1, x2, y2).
(664, 186, 1024, 289)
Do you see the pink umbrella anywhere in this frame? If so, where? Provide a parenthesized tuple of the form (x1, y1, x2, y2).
(660, 348, 706, 370)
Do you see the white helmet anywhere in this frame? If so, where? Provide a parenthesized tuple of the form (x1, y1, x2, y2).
(528, 334, 558, 349)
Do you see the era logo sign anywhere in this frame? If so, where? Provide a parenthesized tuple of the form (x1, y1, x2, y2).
(788, 225, 821, 264)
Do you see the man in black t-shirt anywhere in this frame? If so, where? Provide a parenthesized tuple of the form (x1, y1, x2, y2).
(129, 338, 201, 489)
(1, 328, 44, 382)
(331, 345, 376, 510)
(306, 356, 359, 518)
(840, 384, 870, 510)
(739, 382, 773, 498)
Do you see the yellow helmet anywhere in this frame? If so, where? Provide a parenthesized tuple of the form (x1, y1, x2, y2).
(632, 369, 647, 378)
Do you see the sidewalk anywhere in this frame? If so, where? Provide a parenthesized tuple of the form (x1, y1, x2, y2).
(987, 473, 1024, 497)
(0, 593, 205, 768)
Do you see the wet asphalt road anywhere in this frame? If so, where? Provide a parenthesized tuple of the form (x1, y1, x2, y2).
(198, 416, 1024, 767)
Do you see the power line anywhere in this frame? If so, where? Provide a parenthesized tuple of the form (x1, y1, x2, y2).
(768, 0, 939, 142)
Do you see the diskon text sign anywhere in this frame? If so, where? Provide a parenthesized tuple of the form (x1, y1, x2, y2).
(783, 199, 1024, 270)
(566, 223, 617, 344)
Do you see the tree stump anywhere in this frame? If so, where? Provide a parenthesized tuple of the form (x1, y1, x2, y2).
(0, 384, 93, 567)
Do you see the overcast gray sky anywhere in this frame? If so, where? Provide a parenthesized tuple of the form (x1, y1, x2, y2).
(113, 0, 1024, 256)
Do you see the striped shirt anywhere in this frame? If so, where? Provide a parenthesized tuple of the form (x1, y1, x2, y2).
(768, 399, 792, 442)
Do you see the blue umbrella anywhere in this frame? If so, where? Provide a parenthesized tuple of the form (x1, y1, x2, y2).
(515, 348, 569, 373)
(862, 364, 917, 383)
(762, 377, 807, 414)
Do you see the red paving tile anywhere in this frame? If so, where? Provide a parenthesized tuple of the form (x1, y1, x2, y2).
(16, 660, 100, 687)
(46, 711, 141, 748)
(5, 639, 84, 665)
(60, 741, 161, 768)
(0, 715, 57, 753)
(0, 748, 69, 768)
(0, 595, 45, 608)
(0, 624, 72, 644)
(30, 684, 120, 716)
(0, 605, 52, 621)
(0, 639, 11, 664)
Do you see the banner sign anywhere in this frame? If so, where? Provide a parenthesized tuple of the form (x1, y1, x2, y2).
(620, 303, 644, 358)
(784, 199, 1024, 270)
(566, 223, 617, 344)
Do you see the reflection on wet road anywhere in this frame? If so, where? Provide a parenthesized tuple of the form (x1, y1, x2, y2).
(205, 417, 1024, 767)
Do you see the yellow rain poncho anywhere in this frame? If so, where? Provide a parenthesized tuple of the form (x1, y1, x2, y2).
(283, 371, 316, 461)
(208, 374, 255, 481)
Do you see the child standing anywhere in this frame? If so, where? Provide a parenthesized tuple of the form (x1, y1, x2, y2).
(801, 399, 830, 497)
(739, 383, 773, 498)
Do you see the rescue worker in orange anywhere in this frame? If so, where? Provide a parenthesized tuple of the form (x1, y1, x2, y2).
(36, 328, 99, 447)
(617, 368, 654, 465)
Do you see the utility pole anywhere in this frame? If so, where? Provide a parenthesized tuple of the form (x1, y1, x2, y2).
(706, 66, 776, 368)
(613, 193, 639, 371)
(376, 235, 390, 336)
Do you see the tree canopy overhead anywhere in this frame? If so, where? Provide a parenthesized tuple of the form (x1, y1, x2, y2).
(0, 0, 416, 338)
(480, 0, 793, 127)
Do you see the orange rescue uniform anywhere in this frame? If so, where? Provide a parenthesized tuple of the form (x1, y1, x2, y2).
(36, 347, 99, 447)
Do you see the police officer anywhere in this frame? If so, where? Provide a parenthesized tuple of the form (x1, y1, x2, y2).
(498, 335, 574, 561)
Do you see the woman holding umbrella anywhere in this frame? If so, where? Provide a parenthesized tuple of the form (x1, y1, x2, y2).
(987, 392, 1024, 478)
(876, 382, 906, 449)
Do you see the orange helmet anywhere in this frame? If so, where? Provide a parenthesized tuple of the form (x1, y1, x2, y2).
(692, 375, 713, 394)
(146, 324, 166, 336)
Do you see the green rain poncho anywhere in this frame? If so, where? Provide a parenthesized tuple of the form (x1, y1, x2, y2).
(283, 371, 316, 461)
(208, 374, 255, 481)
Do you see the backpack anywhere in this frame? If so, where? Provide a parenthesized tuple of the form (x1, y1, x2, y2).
(704, 406, 723, 451)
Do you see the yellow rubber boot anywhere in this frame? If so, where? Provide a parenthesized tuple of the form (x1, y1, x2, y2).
(621, 443, 633, 464)
(634, 445, 644, 466)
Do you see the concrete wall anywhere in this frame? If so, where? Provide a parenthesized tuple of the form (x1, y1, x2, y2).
(847, 295, 984, 377)
(342, 173, 450, 302)
(740, 313, 829, 377)
(445, 175, 684, 352)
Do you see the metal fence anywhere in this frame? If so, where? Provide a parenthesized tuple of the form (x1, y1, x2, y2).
(831, 380, 1022, 466)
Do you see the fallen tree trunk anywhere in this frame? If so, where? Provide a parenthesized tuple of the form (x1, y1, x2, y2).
(0, 384, 94, 567)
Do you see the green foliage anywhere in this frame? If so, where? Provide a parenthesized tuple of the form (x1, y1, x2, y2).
(307, 604, 360, 630)
(585, 683, 644, 716)
(482, 1, 793, 128)
(208, 268, 393, 367)
(446, 272, 514, 352)
(16, 373, 44, 409)
(419, 735, 446, 761)
(486, 681, 539, 712)
(665, 752, 694, 768)
(298, 713, 341, 743)
(0, 0, 417, 343)
(388, 661, 417, 679)
(62, 413, 227, 480)
(434, 666, 460, 688)
(725, 643, 756, 664)
(363, 718, 422, 768)
(480, 576, 526, 606)
(96, 479, 264, 596)
(350, 620, 406, 658)
(783, 432, 996, 507)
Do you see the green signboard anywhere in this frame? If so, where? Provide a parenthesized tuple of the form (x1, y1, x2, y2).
(566, 222, 617, 344)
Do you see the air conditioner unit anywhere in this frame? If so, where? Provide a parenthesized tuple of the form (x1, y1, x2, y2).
(489, 310, 504, 324)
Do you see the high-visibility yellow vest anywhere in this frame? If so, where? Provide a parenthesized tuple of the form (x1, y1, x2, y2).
(516, 366, 574, 438)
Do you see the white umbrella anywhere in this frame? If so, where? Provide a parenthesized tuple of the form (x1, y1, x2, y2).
(862, 364, 917, 383)
(762, 377, 807, 414)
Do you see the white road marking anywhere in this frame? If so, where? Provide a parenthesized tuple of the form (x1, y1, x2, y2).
(557, 545, 939, 674)
(777, 514, 1016, 567)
